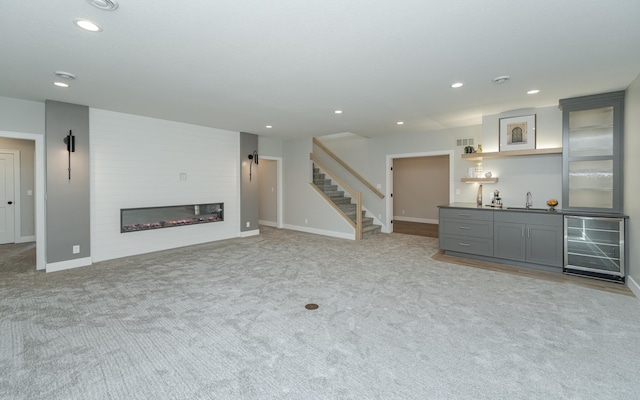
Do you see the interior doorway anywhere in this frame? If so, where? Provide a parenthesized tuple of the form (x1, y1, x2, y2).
(0, 152, 17, 244)
(385, 150, 454, 234)
(0, 131, 45, 270)
(257, 156, 283, 229)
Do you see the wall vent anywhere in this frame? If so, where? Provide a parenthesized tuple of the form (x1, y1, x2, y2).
(456, 138, 475, 146)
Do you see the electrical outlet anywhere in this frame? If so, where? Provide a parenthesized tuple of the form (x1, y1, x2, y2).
(376, 183, 382, 189)
(455, 189, 461, 195)
(305, 218, 308, 224)
(72, 245, 80, 254)
(402, 210, 405, 215)
(246, 221, 250, 228)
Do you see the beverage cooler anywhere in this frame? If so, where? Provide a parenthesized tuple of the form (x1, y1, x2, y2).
(564, 215, 625, 282)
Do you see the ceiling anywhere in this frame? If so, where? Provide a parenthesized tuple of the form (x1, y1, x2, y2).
(2, 0, 640, 139)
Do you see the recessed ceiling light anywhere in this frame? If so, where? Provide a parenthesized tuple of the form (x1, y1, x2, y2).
(86, 0, 119, 11)
(334, 110, 343, 114)
(397, 121, 404, 125)
(450, 82, 463, 88)
(54, 82, 70, 88)
(73, 18, 102, 32)
(527, 89, 540, 95)
(54, 71, 77, 80)
(265, 125, 273, 129)
(492, 75, 510, 84)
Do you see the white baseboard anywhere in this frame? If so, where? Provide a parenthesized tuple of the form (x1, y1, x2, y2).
(258, 220, 277, 228)
(393, 216, 439, 224)
(627, 275, 640, 300)
(283, 224, 355, 240)
(46, 257, 92, 273)
(15, 235, 36, 243)
(240, 229, 260, 238)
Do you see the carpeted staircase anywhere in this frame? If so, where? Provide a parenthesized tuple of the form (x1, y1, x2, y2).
(313, 167, 381, 238)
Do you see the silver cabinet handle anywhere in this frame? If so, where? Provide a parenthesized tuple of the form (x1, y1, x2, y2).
(458, 226, 471, 230)
(458, 242, 471, 247)
(528, 227, 531, 238)
(522, 226, 525, 237)
(458, 213, 470, 216)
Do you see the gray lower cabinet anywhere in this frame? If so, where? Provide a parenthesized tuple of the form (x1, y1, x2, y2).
(439, 208, 493, 256)
(493, 212, 563, 268)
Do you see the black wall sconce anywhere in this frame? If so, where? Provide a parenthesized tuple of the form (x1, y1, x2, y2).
(64, 130, 75, 180)
(248, 150, 258, 181)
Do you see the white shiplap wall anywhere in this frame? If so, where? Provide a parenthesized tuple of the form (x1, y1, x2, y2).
(90, 109, 240, 262)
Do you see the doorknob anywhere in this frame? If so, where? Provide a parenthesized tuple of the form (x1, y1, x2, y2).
(7, 201, 12, 204)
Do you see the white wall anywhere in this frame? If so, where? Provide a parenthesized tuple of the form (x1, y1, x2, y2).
(0, 97, 45, 134)
(330, 125, 481, 222)
(624, 73, 640, 292)
(311, 106, 564, 227)
(258, 136, 283, 158)
(90, 109, 240, 262)
(481, 106, 563, 152)
(480, 106, 563, 208)
(282, 137, 353, 238)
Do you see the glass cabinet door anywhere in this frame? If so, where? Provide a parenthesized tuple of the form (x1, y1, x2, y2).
(560, 92, 624, 213)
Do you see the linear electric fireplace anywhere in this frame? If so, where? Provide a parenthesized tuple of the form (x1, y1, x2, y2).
(121, 203, 224, 233)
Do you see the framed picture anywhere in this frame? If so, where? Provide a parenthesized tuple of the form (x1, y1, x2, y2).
(499, 114, 536, 151)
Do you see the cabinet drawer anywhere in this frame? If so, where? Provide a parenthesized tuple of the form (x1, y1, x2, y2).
(440, 219, 493, 238)
(440, 234, 494, 257)
(439, 208, 493, 221)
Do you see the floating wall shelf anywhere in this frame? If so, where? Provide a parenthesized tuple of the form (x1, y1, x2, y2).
(461, 147, 563, 161)
(461, 177, 499, 184)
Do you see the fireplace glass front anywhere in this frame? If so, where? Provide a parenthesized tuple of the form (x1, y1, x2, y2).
(121, 203, 223, 233)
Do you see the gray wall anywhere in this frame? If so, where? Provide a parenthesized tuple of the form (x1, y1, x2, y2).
(45, 101, 90, 263)
(0, 138, 35, 237)
(624, 73, 640, 288)
(258, 159, 278, 225)
(240, 132, 259, 232)
(393, 155, 449, 221)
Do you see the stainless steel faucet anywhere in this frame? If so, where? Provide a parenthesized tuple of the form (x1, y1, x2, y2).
(526, 191, 533, 209)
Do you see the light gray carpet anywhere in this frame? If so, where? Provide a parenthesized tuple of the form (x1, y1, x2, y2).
(1, 227, 640, 399)
(0, 242, 36, 274)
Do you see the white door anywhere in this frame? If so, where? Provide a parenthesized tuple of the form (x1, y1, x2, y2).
(0, 153, 15, 244)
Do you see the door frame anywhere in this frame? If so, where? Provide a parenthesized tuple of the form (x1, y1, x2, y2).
(0, 131, 45, 270)
(385, 150, 454, 233)
(258, 156, 283, 229)
(0, 150, 21, 243)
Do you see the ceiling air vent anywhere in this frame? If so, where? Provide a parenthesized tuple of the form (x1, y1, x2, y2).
(86, 0, 119, 11)
(492, 75, 510, 84)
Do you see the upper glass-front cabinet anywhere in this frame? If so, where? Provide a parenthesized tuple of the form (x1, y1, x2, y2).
(560, 91, 624, 213)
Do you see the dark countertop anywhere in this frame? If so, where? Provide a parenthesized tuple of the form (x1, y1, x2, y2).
(438, 202, 628, 218)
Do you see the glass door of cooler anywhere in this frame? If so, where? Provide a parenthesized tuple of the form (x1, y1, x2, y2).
(564, 216, 625, 281)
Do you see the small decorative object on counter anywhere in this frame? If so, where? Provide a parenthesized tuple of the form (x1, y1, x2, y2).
(484, 171, 492, 178)
(464, 145, 475, 153)
(491, 190, 502, 208)
(547, 199, 558, 210)
(477, 144, 483, 153)
(477, 184, 483, 206)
